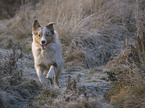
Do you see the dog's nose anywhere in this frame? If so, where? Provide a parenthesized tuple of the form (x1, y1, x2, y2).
(41, 40, 46, 44)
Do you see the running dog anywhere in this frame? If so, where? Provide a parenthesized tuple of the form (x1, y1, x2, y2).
(32, 20, 64, 89)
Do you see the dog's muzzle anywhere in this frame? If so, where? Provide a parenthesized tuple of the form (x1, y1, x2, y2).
(41, 40, 47, 50)
(41, 40, 53, 50)
(41, 44, 47, 50)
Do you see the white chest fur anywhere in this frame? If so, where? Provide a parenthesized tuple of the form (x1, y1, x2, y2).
(32, 42, 60, 68)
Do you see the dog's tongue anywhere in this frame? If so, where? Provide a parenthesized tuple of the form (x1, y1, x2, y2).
(41, 44, 46, 50)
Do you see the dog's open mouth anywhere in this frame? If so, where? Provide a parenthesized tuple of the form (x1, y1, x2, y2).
(40, 40, 51, 50)
(41, 44, 47, 50)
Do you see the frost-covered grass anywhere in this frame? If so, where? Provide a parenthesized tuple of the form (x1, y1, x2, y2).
(0, 0, 145, 107)
(0, 44, 40, 108)
(104, 21, 145, 107)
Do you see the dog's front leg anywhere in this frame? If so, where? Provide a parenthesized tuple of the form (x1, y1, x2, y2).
(36, 66, 49, 89)
(46, 65, 55, 79)
(46, 65, 60, 88)
(46, 65, 55, 88)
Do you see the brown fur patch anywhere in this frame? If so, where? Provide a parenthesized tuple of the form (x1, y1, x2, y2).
(34, 35, 41, 45)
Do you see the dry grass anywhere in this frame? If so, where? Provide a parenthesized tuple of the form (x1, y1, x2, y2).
(0, 0, 145, 107)
(29, 78, 109, 108)
(2, 0, 142, 67)
(104, 16, 145, 107)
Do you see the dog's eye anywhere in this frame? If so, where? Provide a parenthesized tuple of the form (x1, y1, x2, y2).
(36, 34, 41, 38)
(46, 33, 51, 37)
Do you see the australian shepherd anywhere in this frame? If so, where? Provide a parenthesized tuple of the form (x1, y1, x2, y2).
(32, 20, 64, 89)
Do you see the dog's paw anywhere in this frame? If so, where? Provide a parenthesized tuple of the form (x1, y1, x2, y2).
(46, 65, 55, 79)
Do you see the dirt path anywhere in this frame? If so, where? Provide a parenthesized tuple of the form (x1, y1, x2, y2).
(60, 65, 111, 96)
(22, 53, 111, 97)
(23, 54, 112, 107)
(0, 48, 112, 107)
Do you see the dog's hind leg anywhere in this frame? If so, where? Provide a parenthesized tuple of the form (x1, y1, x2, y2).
(48, 78, 53, 88)
(36, 66, 49, 89)
(54, 72, 60, 89)
(54, 71, 59, 87)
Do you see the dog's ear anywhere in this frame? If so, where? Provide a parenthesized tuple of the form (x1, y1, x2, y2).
(46, 22, 55, 32)
(33, 20, 41, 30)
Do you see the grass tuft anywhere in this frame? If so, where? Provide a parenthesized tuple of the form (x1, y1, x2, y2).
(104, 16, 145, 107)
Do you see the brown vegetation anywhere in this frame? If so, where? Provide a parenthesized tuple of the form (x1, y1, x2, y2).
(105, 17, 145, 107)
(0, 0, 145, 107)
(3, 0, 143, 67)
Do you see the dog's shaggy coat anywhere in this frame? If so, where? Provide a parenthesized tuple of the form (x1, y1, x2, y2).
(32, 20, 64, 88)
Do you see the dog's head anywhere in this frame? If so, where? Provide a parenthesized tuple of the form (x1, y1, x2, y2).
(32, 20, 55, 50)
